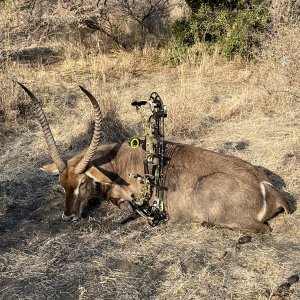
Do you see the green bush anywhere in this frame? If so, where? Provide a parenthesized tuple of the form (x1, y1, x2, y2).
(171, 0, 270, 59)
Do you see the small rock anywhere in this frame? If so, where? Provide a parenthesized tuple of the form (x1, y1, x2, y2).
(216, 250, 227, 260)
(276, 219, 286, 229)
(212, 95, 220, 103)
(271, 274, 299, 299)
(177, 287, 187, 294)
(286, 274, 299, 285)
(237, 235, 252, 244)
(179, 261, 187, 274)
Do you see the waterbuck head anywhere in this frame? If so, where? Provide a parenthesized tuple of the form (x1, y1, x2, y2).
(18, 83, 111, 221)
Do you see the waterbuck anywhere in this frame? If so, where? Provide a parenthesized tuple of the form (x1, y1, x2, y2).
(19, 83, 291, 233)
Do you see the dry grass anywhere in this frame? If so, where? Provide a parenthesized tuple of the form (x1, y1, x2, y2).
(1, 9, 300, 299)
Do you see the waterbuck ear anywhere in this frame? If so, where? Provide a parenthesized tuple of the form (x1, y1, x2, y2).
(86, 166, 112, 183)
(41, 163, 60, 175)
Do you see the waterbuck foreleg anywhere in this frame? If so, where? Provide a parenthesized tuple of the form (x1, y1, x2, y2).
(107, 185, 134, 214)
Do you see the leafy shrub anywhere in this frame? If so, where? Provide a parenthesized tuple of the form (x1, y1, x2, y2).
(172, 0, 270, 59)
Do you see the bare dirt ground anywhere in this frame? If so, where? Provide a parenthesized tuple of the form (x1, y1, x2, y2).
(1, 9, 300, 299)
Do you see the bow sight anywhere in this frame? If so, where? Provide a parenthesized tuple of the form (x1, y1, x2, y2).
(126, 92, 167, 226)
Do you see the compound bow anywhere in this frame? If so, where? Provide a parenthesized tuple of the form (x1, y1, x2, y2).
(125, 92, 168, 226)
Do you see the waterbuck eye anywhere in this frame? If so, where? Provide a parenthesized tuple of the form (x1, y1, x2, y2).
(79, 180, 86, 189)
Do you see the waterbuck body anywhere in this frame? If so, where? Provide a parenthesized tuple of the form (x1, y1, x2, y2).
(19, 83, 291, 233)
(72, 141, 291, 233)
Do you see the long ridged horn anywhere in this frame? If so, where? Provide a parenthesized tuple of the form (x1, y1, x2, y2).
(18, 82, 67, 173)
(74, 86, 102, 174)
